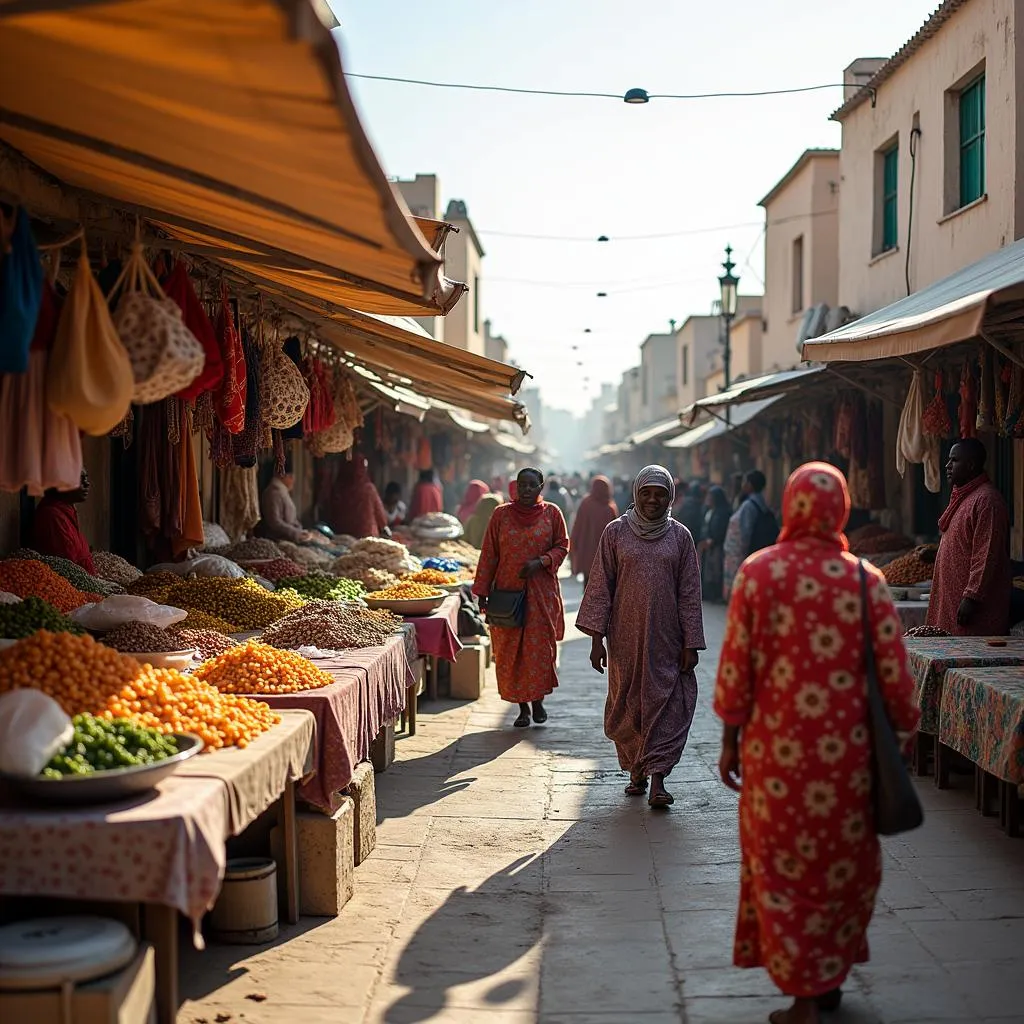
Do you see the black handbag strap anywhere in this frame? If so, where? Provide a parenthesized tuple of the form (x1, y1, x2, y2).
(858, 560, 881, 703)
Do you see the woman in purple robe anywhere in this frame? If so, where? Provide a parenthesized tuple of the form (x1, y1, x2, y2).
(577, 465, 705, 809)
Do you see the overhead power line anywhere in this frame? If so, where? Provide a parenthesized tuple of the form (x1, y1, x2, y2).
(345, 73, 851, 103)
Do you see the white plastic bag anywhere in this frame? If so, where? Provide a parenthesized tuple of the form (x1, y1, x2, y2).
(71, 594, 187, 631)
(0, 592, 20, 605)
(148, 555, 246, 579)
(0, 690, 73, 776)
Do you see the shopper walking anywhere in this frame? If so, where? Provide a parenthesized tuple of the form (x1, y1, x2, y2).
(408, 468, 444, 521)
(577, 465, 705, 809)
(699, 485, 731, 601)
(464, 493, 502, 549)
(456, 479, 489, 524)
(569, 475, 618, 585)
(473, 468, 569, 728)
(714, 462, 919, 1024)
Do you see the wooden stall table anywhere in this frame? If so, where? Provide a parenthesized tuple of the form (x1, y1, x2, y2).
(236, 634, 411, 811)
(0, 710, 315, 1024)
(902, 637, 1024, 783)
(939, 666, 1024, 835)
(405, 594, 462, 700)
(174, 709, 315, 924)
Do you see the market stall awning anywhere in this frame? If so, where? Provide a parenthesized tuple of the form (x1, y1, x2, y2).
(683, 367, 826, 422)
(444, 409, 491, 434)
(802, 237, 1024, 362)
(627, 417, 687, 446)
(0, 0, 454, 316)
(491, 431, 537, 456)
(665, 396, 783, 449)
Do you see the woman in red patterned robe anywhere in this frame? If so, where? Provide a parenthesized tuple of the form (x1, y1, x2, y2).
(473, 468, 569, 727)
(714, 462, 919, 1024)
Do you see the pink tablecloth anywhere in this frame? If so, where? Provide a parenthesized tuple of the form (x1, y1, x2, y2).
(407, 595, 462, 661)
(238, 634, 410, 812)
(0, 775, 227, 943)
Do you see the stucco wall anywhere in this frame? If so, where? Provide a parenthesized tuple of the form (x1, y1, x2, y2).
(442, 226, 484, 355)
(838, 0, 1019, 316)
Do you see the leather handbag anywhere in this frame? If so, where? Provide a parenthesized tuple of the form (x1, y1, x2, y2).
(486, 588, 526, 629)
(859, 562, 924, 836)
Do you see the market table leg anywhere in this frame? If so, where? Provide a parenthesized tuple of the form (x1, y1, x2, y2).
(935, 741, 952, 790)
(426, 655, 438, 700)
(1001, 781, 1021, 837)
(142, 903, 178, 1024)
(278, 780, 300, 924)
(405, 681, 418, 736)
(976, 766, 999, 815)
(913, 733, 932, 777)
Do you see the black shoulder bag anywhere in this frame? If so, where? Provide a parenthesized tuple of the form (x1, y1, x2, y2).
(486, 589, 526, 629)
(859, 561, 924, 836)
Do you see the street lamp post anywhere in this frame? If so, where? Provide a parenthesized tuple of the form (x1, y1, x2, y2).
(718, 245, 739, 426)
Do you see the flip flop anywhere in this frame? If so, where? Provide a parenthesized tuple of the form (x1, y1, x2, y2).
(648, 791, 674, 809)
(624, 777, 648, 796)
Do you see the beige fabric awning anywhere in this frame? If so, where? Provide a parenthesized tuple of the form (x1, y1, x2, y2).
(803, 238, 1024, 362)
(682, 367, 825, 423)
(0, 0, 452, 315)
(665, 396, 783, 449)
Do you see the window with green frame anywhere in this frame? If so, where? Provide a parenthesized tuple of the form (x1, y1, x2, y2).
(959, 74, 985, 207)
(881, 146, 898, 251)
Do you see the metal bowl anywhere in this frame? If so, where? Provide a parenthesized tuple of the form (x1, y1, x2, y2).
(0, 733, 204, 806)
(364, 594, 446, 616)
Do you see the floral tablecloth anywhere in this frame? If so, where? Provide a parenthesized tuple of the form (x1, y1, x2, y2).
(939, 666, 1024, 783)
(903, 637, 1024, 734)
(0, 775, 228, 944)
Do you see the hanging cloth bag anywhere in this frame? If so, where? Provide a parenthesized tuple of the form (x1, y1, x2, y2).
(259, 332, 309, 429)
(111, 242, 205, 404)
(160, 261, 224, 400)
(0, 207, 44, 374)
(47, 240, 134, 435)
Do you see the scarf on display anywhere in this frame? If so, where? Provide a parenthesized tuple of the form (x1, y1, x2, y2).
(625, 465, 675, 541)
(938, 472, 990, 534)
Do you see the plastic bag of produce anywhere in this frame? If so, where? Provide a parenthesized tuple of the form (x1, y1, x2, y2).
(71, 594, 187, 630)
(0, 690, 73, 777)
(147, 555, 246, 579)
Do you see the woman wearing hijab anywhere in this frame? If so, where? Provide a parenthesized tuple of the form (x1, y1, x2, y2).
(699, 485, 732, 601)
(456, 479, 489, 524)
(408, 468, 444, 521)
(714, 463, 919, 1024)
(328, 456, 389, 539)
(473, 468, 569, 728)
(577, 466, 705, 809)
(569, 475, 618, 585)
(465, 493, 502, 548)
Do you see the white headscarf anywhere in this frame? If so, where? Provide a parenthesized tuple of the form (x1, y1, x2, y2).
(625, 465, 675, 541)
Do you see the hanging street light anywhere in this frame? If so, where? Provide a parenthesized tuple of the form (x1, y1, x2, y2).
(623, 88, 650, 105)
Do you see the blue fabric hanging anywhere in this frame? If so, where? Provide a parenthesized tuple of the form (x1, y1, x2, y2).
(0, 208, 44, 373)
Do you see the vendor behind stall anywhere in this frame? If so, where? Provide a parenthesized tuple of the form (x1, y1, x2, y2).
(408, 468, 444, 521)
(329, 456, 390, 538)
(927, 438, 1011, 636)
(260, 461, 314, 543)
(384, 481, 407, 527)
(32, 470, 96, 574)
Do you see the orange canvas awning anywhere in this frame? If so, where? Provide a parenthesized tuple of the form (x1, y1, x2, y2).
(0, 0, 453, 315)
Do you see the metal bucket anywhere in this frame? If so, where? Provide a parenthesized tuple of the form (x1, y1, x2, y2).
(207, 858, 279, 944)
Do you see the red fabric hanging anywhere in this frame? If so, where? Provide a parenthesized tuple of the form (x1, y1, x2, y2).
(214, 283, 246, 433)
(161, 261, 224, 399)
(922, 370, 951, 437)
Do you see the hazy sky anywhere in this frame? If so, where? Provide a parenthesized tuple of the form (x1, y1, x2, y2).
(330, 1, 933, 415)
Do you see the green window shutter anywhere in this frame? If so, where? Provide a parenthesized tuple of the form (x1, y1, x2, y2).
(960, 75, 986, 207)
(882, 147, 898, 251)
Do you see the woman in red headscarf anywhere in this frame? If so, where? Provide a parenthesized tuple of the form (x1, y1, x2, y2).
(408, 468, 444, 521)
(569, 475, 618, 584)
(473, 468, 569, 728)
(456, 479, 489, 524)
(714, 463, 919, 1024)
(327, 455, 388, 539)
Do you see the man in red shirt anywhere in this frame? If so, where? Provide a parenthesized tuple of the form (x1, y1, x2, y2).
(32, 469, 96, 575)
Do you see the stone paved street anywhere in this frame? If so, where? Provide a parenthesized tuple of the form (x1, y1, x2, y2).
(181, 582, 1024, 1023)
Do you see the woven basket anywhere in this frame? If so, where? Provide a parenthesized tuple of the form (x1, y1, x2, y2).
(260, 341, 309, 429)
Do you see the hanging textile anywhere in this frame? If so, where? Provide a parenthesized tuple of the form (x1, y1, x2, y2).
(977, 345, 995, 431)
(214, 284, 246, 434)
(232, 327, 262, 468)
(0, 281, 82, 495)
(833, 396, 853, 458)
(1005, 365, 1023, 436)
(897, 369, 940, 492)
(959, 358, 978, 439)
(0, 207, 44, 374)
(995, 359, 1012, 435)
(161, 261, 224, 400)
(922, 371, 951, 437)
(219, 465, 260, 542)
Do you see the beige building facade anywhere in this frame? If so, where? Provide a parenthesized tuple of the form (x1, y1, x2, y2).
(640, 329, 679, 426)
(835, 0, 1023, 317)
(441, 199, 486, 356)
(759, 150, 840, 371)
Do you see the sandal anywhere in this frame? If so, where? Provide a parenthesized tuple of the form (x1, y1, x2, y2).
(624, 776, 648, 796)
(648, 790, 674, 809)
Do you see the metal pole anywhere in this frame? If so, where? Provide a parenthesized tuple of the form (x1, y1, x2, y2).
(723, 313, 732, 427)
